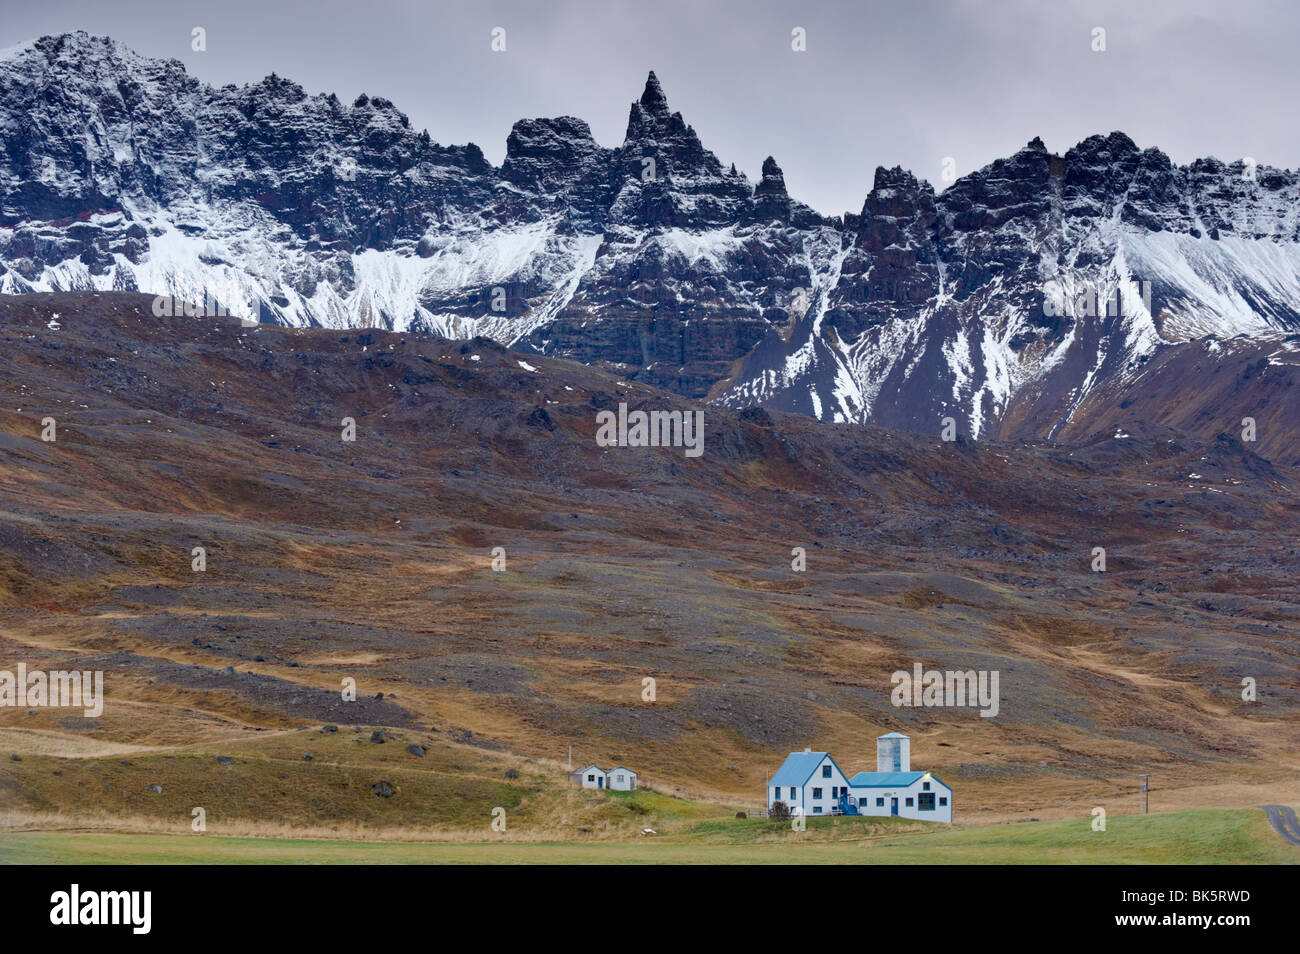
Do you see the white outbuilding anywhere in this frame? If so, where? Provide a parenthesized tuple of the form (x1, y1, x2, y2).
(569, 764, 639, 791)
(606, 766, 638, 791)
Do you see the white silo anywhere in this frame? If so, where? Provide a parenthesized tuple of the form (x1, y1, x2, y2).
(877, 732, 910, 772)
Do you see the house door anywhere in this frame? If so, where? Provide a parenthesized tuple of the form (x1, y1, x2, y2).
(890, 797, 898, 816)
(598, 777, 604, 789)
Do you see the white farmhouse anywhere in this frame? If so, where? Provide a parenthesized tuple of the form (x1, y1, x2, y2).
(606, 766, 638, 791)
(767, 734, 953, 823)
(766, 748, 852, 817)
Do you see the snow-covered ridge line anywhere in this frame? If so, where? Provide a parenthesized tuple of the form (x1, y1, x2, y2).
(3, 33, 1300, 442)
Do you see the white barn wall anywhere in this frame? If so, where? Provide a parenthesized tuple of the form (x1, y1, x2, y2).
(850, 776, 952, 823)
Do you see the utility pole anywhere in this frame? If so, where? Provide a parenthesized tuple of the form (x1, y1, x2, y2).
(1138, 774, 1150, 814)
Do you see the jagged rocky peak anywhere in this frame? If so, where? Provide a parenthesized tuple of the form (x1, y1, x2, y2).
(251, 71, 308, 102)
(749, 156, 822, 228)
(639, 70, 670, 114)
(499, 115, 613, 227)
(502, 117, 605, 184)
(604, 70, 753, 229)
(938, 138, 1055, 235)
(756, 156, 787, 193)
(625, 70, 678, 139)
(951, 137, 1053, 192)
(621, 70, 720, 175)
(750, 155, 790, 220)
(1060, 130, 1152, 213)
(1069, 129, 1142, 160)
(1001, 135, 1054, 171)
(864, 165, 934, 213)
(29, 30, 178, 76)
(506, 116, 599, 160)
(854, 166, 937, 252)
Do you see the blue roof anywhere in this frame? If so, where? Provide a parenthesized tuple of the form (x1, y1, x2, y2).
(877, 732, 909, 739)
(850, 771, 927, 787)
(768, 751, 831, 787)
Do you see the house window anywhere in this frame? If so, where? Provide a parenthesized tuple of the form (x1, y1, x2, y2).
(918, 793, 935, 811)
(789, 787, 797, 800)
(876, 797, 885, 807)
(939, 797, 948, 806)
(905, 797, 914, 807)
(822, 765, 831, 778)
(587, 774, 594, 782)
(922, 782, 931, 791)
(812, 788, 823, 799)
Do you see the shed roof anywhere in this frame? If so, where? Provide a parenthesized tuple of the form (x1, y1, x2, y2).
(877, 732, 910, 739)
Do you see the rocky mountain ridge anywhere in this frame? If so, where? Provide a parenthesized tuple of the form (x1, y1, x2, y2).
(3, 32, 1299, 440)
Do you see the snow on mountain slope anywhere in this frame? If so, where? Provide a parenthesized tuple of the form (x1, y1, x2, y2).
(1123, 229, 1300, 339)
(2, 33, 1298, 444)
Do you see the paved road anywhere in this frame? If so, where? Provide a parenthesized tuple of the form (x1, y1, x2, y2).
(1262, 805, 1300, 846)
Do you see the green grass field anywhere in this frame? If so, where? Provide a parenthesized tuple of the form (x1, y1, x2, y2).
(3, 807, 1295, 864)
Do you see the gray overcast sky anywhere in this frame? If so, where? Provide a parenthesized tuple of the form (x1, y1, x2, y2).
(4, 0, 1297, 216)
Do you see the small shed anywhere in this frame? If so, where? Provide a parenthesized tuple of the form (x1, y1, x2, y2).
(575, 764, 606, 789)
(606, 766, 638, 791)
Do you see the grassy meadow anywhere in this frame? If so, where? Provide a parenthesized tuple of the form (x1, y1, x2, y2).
(3, 806, 1295, 865)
